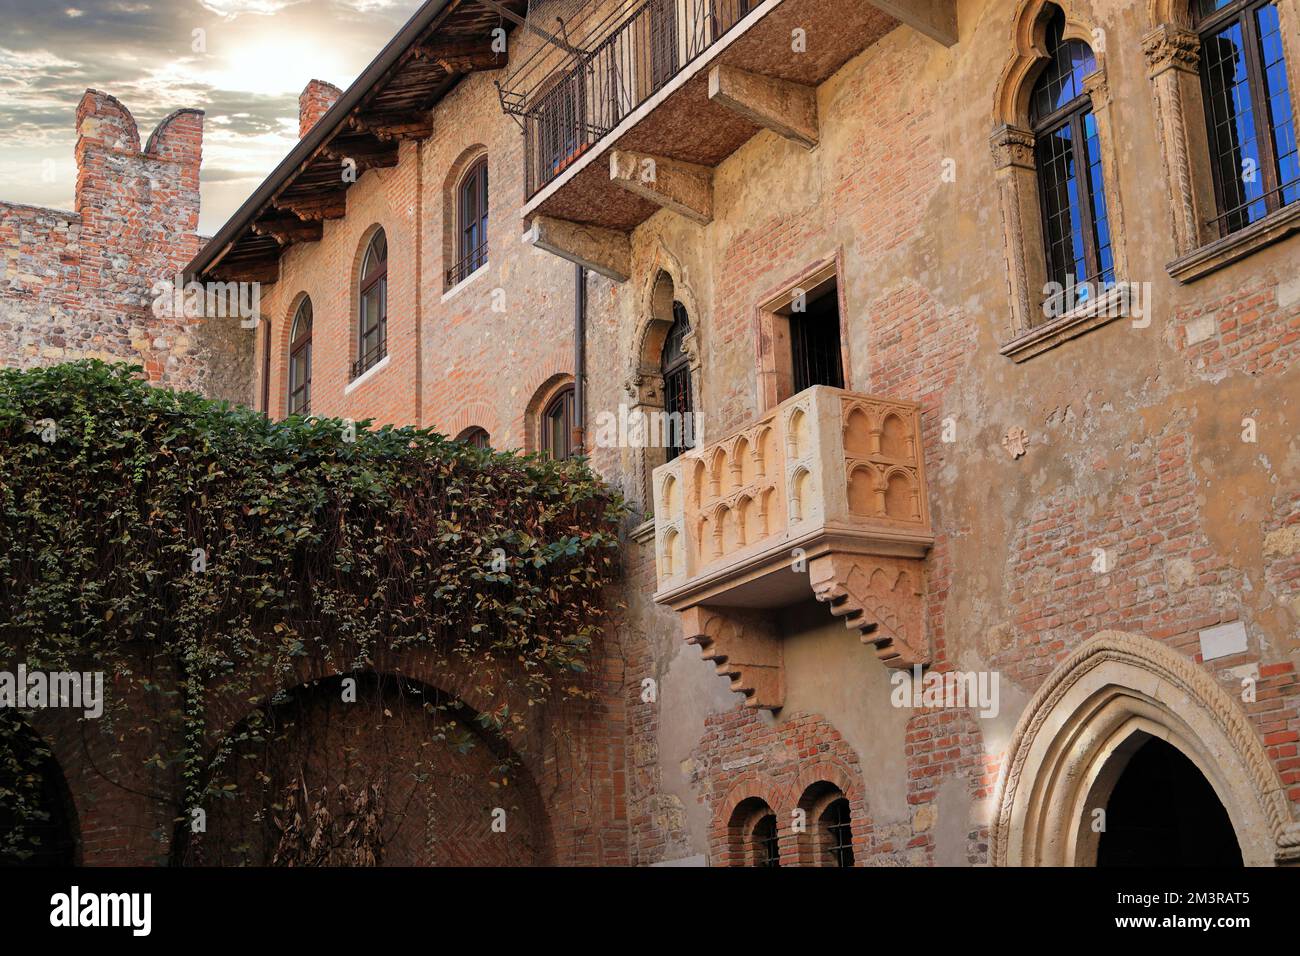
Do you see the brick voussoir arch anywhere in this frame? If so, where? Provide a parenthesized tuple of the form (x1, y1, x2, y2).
(991, 630, 1300, 866)
(710, 754, 870, 866)
(445, 400, 500, 441)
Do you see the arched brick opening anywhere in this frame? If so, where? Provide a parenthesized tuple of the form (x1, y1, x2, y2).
(0, 715, 80, 865)
(180, 672, 554, 866)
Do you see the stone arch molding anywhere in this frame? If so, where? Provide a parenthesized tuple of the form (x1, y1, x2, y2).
(992, 631, 1300, 866)
(626, 243, 704, 404)
(993, 0, 1106, 128)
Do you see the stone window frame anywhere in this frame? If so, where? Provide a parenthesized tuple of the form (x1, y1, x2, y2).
(287, 295, 313, 417)
(991, 0, 1133, 362)
(626, 253, 704, 513)
(1144, 0, 1300, 283)
(753, 252, 852, 412)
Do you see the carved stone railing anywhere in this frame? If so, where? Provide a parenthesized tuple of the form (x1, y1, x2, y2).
(652, 386, 932, 709)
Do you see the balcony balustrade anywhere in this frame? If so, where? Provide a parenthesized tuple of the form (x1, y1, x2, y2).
(651, 385, 933, 709)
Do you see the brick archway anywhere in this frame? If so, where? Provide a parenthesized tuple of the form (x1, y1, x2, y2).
(185, 671, 554, 866)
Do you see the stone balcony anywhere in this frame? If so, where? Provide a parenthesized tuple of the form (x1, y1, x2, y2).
(651, 386, 933, 709)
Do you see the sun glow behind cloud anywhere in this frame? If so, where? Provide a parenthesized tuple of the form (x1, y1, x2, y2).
(0, 0, 422, 234)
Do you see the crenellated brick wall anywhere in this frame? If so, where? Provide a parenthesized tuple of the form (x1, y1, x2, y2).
(0, 89, 252, 402)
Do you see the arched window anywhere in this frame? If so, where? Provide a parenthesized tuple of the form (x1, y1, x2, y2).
(1030, 10, 1113, 304)
(449, 157, 489, 287)
(287, 298, 312, 416)
(660, 301, 694, 460)
(457, 426, 491, 450)
(821, 798, 854, 867)
(752, 812, 780, 868)
(541, 386, 576, 460)
(1195, 0, 1298, 236)
(355, 229, 387, 379)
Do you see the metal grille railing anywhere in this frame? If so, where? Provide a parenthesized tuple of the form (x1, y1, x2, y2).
(520, 0, 759, 198)
(351, 340, 387, 381)
(446, 240, 489, 288)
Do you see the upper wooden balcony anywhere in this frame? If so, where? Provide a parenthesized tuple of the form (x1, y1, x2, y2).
(651, 386, 933, 709)
(510, 0, 958, 280)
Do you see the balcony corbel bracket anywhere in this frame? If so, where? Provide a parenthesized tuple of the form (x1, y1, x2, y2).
(707, 65, 819, 150)
(609, 150, 714, 225)
(681, 605, 784, 711)
(526, 215, 631, 283)
(808, 553, 930, 669)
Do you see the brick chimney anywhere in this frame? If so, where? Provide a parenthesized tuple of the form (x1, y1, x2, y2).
(299, 80, 343, 138)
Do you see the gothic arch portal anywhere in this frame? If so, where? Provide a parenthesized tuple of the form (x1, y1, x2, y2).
(992, 631, 1300, 866)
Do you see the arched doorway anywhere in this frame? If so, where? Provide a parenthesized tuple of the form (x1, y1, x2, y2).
(183, 674, 553, 866)
(992, 631, 1299, 866)
(1096, 735, 1242, 866)
(0, 716, 79, 865)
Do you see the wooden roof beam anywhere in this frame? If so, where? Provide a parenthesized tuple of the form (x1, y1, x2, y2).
(413, 37, 507, 73)
(349, 111, 435, 142)
(251, 216, 325, 246)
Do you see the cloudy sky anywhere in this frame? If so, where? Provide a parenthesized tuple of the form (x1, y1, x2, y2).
(0, 0, 425, 235)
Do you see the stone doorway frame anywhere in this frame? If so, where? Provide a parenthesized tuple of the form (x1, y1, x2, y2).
(991, 631, 1300, 866)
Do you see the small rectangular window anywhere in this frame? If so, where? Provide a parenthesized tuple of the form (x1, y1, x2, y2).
(788, 284, 845, 394)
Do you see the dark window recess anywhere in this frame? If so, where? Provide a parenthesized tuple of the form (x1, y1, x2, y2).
(1030, 8, 1114, 302)
(1196, 0, 1298, 237)
(287, 298, 312, 417)
(661, 300, 694, 460)
(824, 798, 855, 868)
(355, 230, 388, 380)
(260, 318, 272, 415)
(458, 427, 491, 450)
(542, 386, 576, 460)
(790, 285, 845, 394)
(449, 157, 489, 287)
(753, 813, 780, 868)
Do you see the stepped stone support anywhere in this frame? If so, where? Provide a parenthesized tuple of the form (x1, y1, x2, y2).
(808, 553, 928, 668)
(681, 606, 784, 710)
(708, 66, 819, 150)
(866, 0, 958, 47)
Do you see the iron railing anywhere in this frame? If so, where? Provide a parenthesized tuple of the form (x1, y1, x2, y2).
(446, 239, 489, 289)
(351, 340, 387, 381)
(519, 0, 760, 198)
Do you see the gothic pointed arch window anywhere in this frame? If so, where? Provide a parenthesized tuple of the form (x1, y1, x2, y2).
(355, 229, 387, 379)
(1031, 10, 1114, 303)
(287, 297, 312, 416)
(1195, 0, 1298, 235)
(661, 301, 694, 460)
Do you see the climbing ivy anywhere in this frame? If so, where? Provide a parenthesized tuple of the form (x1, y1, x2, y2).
(0, 361, 623, 862)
